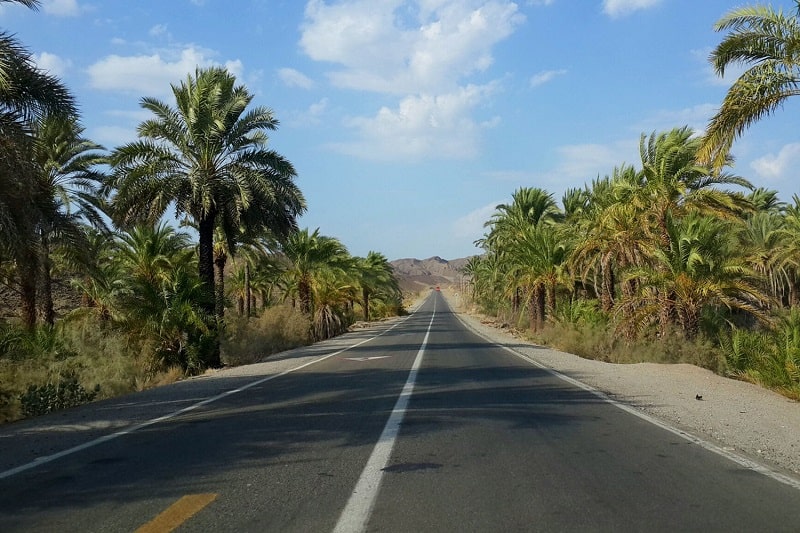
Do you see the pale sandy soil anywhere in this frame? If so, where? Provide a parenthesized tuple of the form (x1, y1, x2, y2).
(439, 291, 800, 478)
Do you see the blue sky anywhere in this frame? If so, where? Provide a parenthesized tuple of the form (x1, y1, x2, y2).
(3, 0, 799, 260)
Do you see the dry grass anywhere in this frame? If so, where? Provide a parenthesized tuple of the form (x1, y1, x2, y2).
(221, 304, 311, 366)
(526, 321, 725, 372)
(0, 318, 187, 424)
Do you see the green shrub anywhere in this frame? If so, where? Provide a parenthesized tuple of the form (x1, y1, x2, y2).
(19, 371, 99, 417)
(719, 311, 800, 398)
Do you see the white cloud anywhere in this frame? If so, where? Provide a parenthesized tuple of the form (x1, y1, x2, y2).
(530, 69, 567, 88)
(32, 52, 71, 78)
(750, 143, 800, 182)
(278, 67, 314, 89)
(300, 0, 524, 94)
(602, 0, 661, 18)
(549, 139, 640, 183)
(331, 83, 498, 161)
(87, 46, 244, 97)
(453, 201, 501, 240)
(149, 24, 169, 37)
(637, 103, 717, 136)
(289, 97, 330, 127)
(308, 97, 328, 116)
(42, 0, 80, 17)
(301, 2, 522, 161)
(531, 137, 641, 196)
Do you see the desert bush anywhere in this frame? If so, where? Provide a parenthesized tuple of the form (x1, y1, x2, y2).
(221, 304, 311, 365)
(19, 371, 99, 417)
(526, 318, 724, 372)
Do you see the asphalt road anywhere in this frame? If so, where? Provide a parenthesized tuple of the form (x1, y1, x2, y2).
(1, 291, 800, 532)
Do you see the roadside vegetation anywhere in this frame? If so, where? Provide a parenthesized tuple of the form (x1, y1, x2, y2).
(0, 0, 402, 422)
(464, 1, 800, 400)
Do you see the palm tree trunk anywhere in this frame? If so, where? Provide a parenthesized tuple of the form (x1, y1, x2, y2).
(197, 214, 221, 368)
(791, 278, 800, 308)
(546, 281, 556, 317)
(600, 256, 615, 312)
(214, 253, 226, 319)
(659, 290, 674, 337)
(39, 234, 55, 326)
(20, 249, 38, 330)
(362, 288, 370, 321)
(198, 215, 216, 315)
(299, 277, 312, 315)
(535, 283, 546, 330)
(680, 305, 700, 339)
(528, 284, 545, 332)
(244, 262, 251, 318)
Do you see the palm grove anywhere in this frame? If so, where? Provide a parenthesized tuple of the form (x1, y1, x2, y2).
(0, 0, 401, 420)
(465, 1, 800, 398)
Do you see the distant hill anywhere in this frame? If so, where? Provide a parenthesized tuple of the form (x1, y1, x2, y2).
(390, 256, 474, 294)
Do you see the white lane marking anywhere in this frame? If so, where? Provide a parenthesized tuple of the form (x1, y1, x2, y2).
(0, 311, 418, 481)
(333, 300, 437, 533)
(451, 310, 800, 492)
(342, 356, 392, 362)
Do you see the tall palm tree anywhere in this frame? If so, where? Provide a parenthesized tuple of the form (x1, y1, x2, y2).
(1, 0, 76, 329)
(698, 1, 800, 169)
(31, 114, 105, 324)
(107, 67, 305, 367)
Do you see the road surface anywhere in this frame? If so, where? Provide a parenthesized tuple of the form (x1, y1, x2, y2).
(1, 291, 799, 532)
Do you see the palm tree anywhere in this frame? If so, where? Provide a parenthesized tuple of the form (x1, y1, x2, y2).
(624, 127, 753, 248)
(280, 228, 350, 316)
(31, 114, 105, 324)
(115, 223, 194, 286)
(113, 223, 210, 372)
(507, 223, 569, 331)
(617, 213, 770, 338)
(107, 67, 305, 367)
(698, 1, 800, 169)
(480, 187, 562, 315)
(1, 1, 76, 329)
(355, 251, 399, 321)
(569, 167, 639, 312)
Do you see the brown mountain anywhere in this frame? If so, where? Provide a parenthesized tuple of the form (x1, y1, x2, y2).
(390, 256, 473, 293)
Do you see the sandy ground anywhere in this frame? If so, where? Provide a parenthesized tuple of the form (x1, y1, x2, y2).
(437, 291, 800, 479)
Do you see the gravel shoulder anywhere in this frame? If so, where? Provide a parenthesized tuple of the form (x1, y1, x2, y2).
(441, 291, 800, 478)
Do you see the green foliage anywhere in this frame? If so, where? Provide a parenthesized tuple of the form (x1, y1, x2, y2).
(551, 298, 607, 328)
(0, 323, 76, 361)
(19, 371, 99, 417)
(720, 310, 800, 398)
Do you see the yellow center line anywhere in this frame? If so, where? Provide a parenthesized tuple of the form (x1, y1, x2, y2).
(136, 493, 218, 533)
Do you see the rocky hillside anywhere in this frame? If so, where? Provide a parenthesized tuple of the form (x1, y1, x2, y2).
(390, 256, 473, 294)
